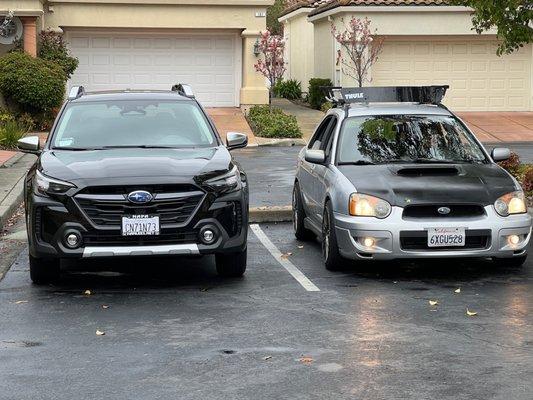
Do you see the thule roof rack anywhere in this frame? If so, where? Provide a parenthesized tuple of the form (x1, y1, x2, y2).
(68, 86, 85, 100)
(324, 85, 449, 107)
(171, 83, 195, 98)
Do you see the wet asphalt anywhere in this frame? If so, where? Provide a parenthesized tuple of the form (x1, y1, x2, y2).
(0, 220, 532, 400)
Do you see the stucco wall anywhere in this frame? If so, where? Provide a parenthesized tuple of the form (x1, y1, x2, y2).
(283, 12, 315, 92)
(313, 18, 334, 82)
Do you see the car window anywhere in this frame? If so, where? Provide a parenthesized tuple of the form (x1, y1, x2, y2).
(321, 117, 337, 159)
(52, 100, 216, 149)
(337, 114, 487, 164)
(308, 116, 334, 150)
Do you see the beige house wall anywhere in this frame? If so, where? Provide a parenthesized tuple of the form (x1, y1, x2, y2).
(313, 18, 334, 82)
(282, 11, 314, 92)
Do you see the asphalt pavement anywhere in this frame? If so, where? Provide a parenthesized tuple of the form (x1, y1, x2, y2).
(0, 219, 532, 400)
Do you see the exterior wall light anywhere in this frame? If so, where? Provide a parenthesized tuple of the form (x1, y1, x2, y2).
(253, 39, 260, 57)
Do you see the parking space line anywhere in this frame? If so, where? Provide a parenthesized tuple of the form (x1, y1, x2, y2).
(250, 224, 320, 292)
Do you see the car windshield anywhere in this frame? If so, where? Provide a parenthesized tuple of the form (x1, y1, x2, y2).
(52, 100, 217, 149)
(337, 115, 487, 164)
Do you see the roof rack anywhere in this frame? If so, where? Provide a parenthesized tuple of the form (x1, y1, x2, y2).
(68, 86, 85, 100)
(171, 83, 195, 98)
(323, 85, 449, 107)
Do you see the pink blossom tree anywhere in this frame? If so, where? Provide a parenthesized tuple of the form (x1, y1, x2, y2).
(331, 17, 384, 87)
(253, 30, 287, 104)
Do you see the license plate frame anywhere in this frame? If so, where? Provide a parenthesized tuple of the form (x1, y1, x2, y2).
(427, 227, 466, 248)
(121, 215, 160, 236)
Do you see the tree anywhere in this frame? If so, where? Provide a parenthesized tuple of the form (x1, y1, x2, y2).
(38, 30, 79, 79)
(267, 0, 285, 36)
(254, 30, 287, 104)
(331, 17, 384, 87)
(452, 0, 532, 55)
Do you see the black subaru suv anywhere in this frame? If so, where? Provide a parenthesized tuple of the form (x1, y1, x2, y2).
(17, 85, 249, 284)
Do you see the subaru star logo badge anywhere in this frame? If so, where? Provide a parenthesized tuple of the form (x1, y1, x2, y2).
(437, 206, 451, 215)
(127, 190, 153, 204)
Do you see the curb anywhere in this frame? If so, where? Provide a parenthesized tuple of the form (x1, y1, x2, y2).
(255, 138, 307, 147)
(0, 152, 24, 169)
(0, 175, 25, 231)
(249, 206, 292, 223)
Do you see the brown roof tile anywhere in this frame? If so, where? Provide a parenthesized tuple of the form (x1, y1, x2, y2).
(306, 0, 451, 17)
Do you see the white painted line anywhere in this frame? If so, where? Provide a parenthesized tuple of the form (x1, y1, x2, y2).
(251, 224, 320, 292)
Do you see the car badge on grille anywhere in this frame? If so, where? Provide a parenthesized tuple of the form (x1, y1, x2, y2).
(127, 190, 153, 204)
(437, 207, 451, 215)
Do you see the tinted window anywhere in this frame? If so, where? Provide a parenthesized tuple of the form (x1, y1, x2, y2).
(337, 115, 487, 164)
(52, 100, 216, 149)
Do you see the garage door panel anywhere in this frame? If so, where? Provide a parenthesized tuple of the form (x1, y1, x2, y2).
(68, 33, 238, 107)
(373, 39, 531, 111)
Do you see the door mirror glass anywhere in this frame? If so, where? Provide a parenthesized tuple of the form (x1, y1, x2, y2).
(226, 132, 248, 150)
(17, 136, 40, 154)
(491, 147, 511, 162)
(305, 149, 326, 164)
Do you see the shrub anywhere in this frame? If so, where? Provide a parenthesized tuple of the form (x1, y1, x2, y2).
(321, 101, 333, 113)
(38, 30, 79, 79)
(0, 51, 67, 115)
(498, 151, 520, 172)
(0, 119, 29, 149)
(273, 79, 302, 100)
(522, 166, 533, 192)
(247, 105, 302, 139)
(308, 78, 333, 109)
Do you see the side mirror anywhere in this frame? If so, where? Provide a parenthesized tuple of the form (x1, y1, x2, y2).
(17, 136, 41, 154)
(226, 132, 248, 150)
(305, 149, 326, 164)
(491, 147, 510, 162)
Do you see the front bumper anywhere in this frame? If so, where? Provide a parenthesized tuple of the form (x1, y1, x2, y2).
(27, 189, 248, 259)
(334, 206, 532, 260)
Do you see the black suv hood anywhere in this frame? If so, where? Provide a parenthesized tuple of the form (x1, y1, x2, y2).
(338, 163, 519, 207)
(39, 147, 232, 187)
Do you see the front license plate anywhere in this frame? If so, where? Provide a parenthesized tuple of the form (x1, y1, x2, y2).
(122, 215, 160, 236)
(428, 227, 465, 247)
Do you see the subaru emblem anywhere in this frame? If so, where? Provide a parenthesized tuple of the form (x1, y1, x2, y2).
(127, 190, 153, 204)
(437, 206, 451, 215)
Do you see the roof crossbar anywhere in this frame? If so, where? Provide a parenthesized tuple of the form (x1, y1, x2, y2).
(171, 83, 195, 98)
(323, 85, 449, 106)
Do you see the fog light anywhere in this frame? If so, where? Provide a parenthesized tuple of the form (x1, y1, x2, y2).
(203, 229, 215, 243)
(507, 234, 520, 246)
(363, 237, 375, 248)
(65, 233, 81, 248)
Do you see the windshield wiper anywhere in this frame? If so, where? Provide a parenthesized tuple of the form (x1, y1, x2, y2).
(98, 145, 183, 149)
(338, 160, 376, 166)
(53, 147, 103, 151)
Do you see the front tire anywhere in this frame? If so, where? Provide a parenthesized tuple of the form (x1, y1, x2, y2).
(29, 255, 60, 284)
(493, 255, 527, 267)
(293, 183, 315, 241)
(216, 248, 247, 277)
(322, 202, 346, 271)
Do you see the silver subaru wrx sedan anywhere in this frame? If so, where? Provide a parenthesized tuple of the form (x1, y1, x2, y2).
(293, 86, 532, 270)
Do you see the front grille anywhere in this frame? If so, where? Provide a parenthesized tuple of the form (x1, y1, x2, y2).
(403, 204, 485, 219)
(400, 230, 491, 251)
(75, 188, 205, 228)
(83, 230, 198, 246)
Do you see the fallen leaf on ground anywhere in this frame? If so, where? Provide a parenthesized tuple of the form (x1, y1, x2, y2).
(466, 309, 478, 317)
(102, 305, 109, 309)
(263, 356, 272, 361)
(297, 245, 304, 249)
(429, 300, 439, 306)
(454, 288, 461, 294)
(299, 356, 313, 364)
(280, 252, 293, 259)
(95, 330, 105, 336)
(14, 300, 28, 304)
(84, 290, 92, 296)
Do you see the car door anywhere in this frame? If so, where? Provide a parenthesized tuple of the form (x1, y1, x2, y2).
(298, 117, 332, 218)
(310, 116, 337, 221)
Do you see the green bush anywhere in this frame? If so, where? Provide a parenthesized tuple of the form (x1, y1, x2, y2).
(0, 51, 67, 115)
(321, 101, 333, 113)
(273, 79, 302, 100)
(247, 105, 302, 139)
(308, 78, 333, 110)
(38, 30, 79, 79)
(0, 119, 30, 149)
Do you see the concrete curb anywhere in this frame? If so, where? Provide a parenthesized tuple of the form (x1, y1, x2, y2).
(255, 137, 307, 147)
(0, 175, 25, 231)
(0, 152, 24, 169)
(249, 206, 292, 223)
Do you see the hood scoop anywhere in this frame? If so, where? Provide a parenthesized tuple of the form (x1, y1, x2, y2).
(396, 166, 460, 177)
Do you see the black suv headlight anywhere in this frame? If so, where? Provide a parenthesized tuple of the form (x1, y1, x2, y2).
(203, 166, 240, 194)
(34, 170, 76, 197)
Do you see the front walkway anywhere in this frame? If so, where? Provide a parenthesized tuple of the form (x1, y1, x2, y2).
(273, 98, 533, 143)
(206, 108, 257, 146)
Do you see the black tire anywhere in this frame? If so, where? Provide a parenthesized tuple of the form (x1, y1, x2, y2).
(322, 201, 346, 271)
(29, 255, 60, 284)
(493, 254, 527, 267)
(293, 183, 315, 241)
(216, 248, 247, 277)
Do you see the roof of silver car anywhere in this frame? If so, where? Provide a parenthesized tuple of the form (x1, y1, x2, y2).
(344, 103, 453, 117)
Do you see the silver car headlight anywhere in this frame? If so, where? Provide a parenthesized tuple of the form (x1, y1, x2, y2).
(203, 165, 240, 193)
(34, 170, 76, 197)
(349, 193, 391, 219)
(494, 191, 526, 216)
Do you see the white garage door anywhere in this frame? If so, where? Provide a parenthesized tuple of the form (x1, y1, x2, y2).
(67, 32, 240, 107)
(373, 38, 532, 111)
